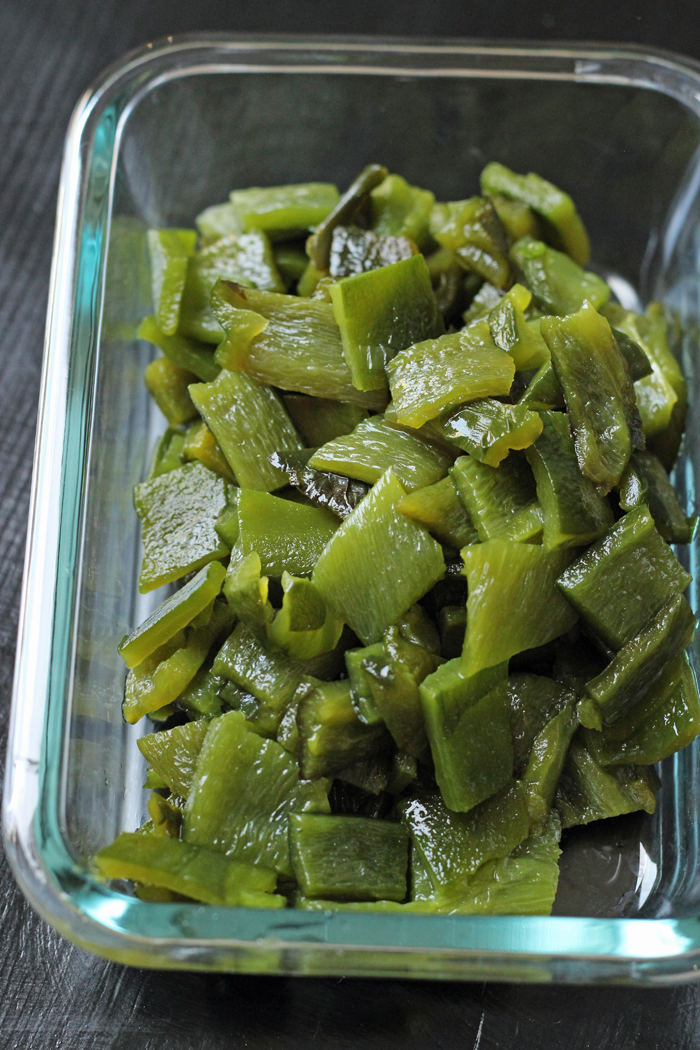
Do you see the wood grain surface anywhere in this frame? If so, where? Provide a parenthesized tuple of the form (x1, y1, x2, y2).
(2, 1, 700, 1047)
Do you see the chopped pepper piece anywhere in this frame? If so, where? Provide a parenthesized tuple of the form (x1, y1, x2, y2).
(237, 488, 339, 577)
(554, 742, 659, 828)
(487, 283, 549, 371)
(450, 454, 541, 543)
(329, 225, 417, 278)
(183, 419, 235, 482)
(306, 164, 388, 271)
(138, 315, 220, 382)
(267, 573, 344, 660)
(618, 450, 696, 544)
(137, 718, 211, 796)
(397, 475, 479, 549)
(283, 394, 368, 447)
(147, 228, 197, 335)
(430, 197, 511, 288)
(297, 679, 390, 779)
(144, 358, 198, 427)
(369, 173, 435, 250)
(230, 182, 340, 238)
(440, 398, 543, 467)
(510, 237, 609, 315)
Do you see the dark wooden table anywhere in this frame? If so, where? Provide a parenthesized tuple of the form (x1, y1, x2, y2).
(2, 2, 700, 1046)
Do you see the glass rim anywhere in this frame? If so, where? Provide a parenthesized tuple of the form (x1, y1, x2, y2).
(7, 33, 700, 983)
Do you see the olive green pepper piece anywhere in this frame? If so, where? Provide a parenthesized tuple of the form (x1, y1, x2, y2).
(123, 603, 234, 724)
(273, 241, 309, 290)
(462, 541, 578, 677)
(184, 710, 329, 876)
(481, 163, 590, 265)
(139, 315, 220, 382)
(330, 253, 444, 391)
(183, 419, 235, 482)
(329, 225, 417, 278)
(490, 194, 541, 243)
(607, 305, 679, 442)
(148, 427, 186, 479)
(179, 231, 284, 343)
(387, 321, 515, 429)
(463, 281, 502, 323)
(309, 416, 453, 493)
(450, 454, 541, 543)
(177, 668, 224, 719)
(583, 594, 696, 727)
(525, 410, 614, 550)
(554, 742, 659, 828)
(237, 488, 339, 577)
(312, 469, 445, 646)
(195, 201, 245, 241)
(147, 228, 197, 336)
(144, 357, 198, 427)
(430, 197, 510, 288)
(214, 485, 240, 548)
(517, 360, 565, 411)
(611, 327, 652, 381)
(297, 679, 390, 779)
(397, 476, 478, 550)
(306, 164, 388, 271)
(135, 462, 230, 592)
(120, 561, 226, 668)
(441, 398, 543, 467)
(510, 237, 609, 315)
(137, 718, 211, 796)
(94, 832, 283, 908)
(556, 504, 691, 651)
(542, 303, 643, 490)
(229, 182, 340, 238)
(522, 701, 578, 826)
(223, 549, 273, 642)
(213, 622, 343, 725)
(289, 813, 409, 902)
(507, 672, 575, 777)
(488, 283, 549, 371)
(618, 450, 697, 544)
(419, 659, 512, 812)
(189, 369, 303, 492)
(399, 782, 530, 901)
(370, 173, 435, 251)
(267, 573, 344, 661)
(147, 792, 183, 839)
(583, 653, 700, 765)
(283, 394, 368, 447)
(211, 280, 386, 410)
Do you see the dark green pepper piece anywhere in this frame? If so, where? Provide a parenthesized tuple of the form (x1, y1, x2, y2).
(507, 672, 575, 776)
(517, 360, 565, 411)
(369, 173, 435, 251)
(283, 394, 368, 447)
(307, 164, 388, 271)
(297, 680, 390, 780)
(237, 488, 339, 577)
(556, 505, 692, 651)
(611, 327, 652, 381)
(554, 742, 659, 828)
(430, 196, 511, 288)
(438, 605, 467, 659)
(329, 225, 416, 278)
(618, 450, 697, 544)
(522, 700, 579, 826)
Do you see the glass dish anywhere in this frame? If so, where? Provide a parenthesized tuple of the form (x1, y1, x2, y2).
(6, 34, 700, 984)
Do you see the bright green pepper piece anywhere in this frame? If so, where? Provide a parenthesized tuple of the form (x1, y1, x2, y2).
(487, 283, 549, 371)
(273, 241, 309, 289)
(313, 469, 445, 646)
(135, 462, 230, 592)
(223, 549, 273, 642)
(123, 603, 234, 724)
(490, 194, 541, 242)
(554, 742, 659, 828)
(144, 357, 198, 426)
(182, 419, 235, 482)
(308, 416, 453, 493)
(229, 182, 340, 238)
(556, 505, 692, 651)
(306, 164, 388, 271)
(189, 370, 303, 491)
(237, 488, 339, 577)
(139, 315, 220, 382)
(463, 281, 503, 323)
(289, 813, 408, 902)
(461, 541, 578, 677)
(119, 561, 226, 668)
(522, 701, 578, 826)
(618, 450, 697, 544)
(330, 254, 443, 391)
(94, 832, 284, 908)
(297, 679, 390, 779)
(583, 654, 700, 766)
(177, 668, 224, 719)
(397, 475, 478, 549)
(450, 454, 542, 543)
(179, 231, 284, 343)
(420, 659, 512, 812)
(542, 303, 642, 489)
(582, 594, 696, 728)
(214, 484, 240, 548)
(369, 173, 435, 250)
(607, 305, 679, 442)
(643, 303, 688, 470)
(525, 409, 614, 550)
(510, 237, 609, 315)
(517, 360, 565, 411)
(399, 782, 530, 904)
(147, 228, 197, 335)
(283, 394, 368, 447)
(481, 163, 590, 265)
(148, 427, 186, 479)
(211, 280, 386, 410)
(147, 792, 183, 839)
(184, 710, 329, 875)
(429, 197, 510, 288)
(440, 398, 543, 467)
(386, 320, 515, 429)
(137, 718, 211, 796)
(196, 201, 245, 241)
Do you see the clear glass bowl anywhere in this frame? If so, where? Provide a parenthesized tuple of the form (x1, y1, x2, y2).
(6, 34, 700, 983)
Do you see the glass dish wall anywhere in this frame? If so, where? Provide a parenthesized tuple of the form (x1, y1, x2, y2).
(6, 36, 700, 982)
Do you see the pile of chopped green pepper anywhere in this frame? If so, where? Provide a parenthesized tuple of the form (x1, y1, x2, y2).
(94, 162, 699, 918)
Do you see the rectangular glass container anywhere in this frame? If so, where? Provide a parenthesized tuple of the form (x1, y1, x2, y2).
(6, 35, 700, 983)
